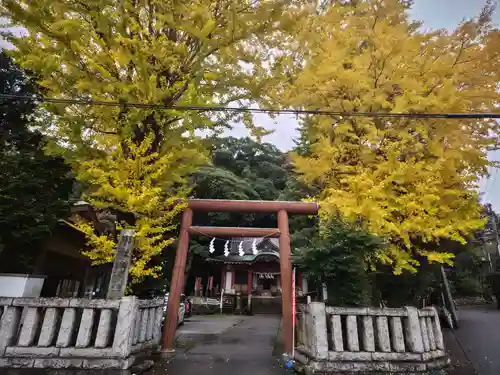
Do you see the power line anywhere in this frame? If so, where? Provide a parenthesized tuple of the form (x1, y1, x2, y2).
(1, 93, 500, 119)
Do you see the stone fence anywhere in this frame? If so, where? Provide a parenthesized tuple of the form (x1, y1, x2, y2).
(0, 296, 163, 370)
(295, 302, 449, 374)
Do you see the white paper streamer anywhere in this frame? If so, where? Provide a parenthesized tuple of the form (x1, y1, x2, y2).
(224, 240, 230, 257)
(252, 238, 258, 255)
(209, 238, 215, 253)
(238, 241, 245, 257)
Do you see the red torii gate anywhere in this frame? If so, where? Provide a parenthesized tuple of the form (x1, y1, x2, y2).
(161, 199, 319, 354)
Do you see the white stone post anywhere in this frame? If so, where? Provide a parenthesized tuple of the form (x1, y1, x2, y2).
(112, 296, 138, 358)
(390, 317, 405, 352)
(307, 302, 328, 360)
(146, 308, 155, 341)
(404, 306, 424, 353)
(0, 305, 21, 355)
(375, 316, 391, 352)
(95, 309, 113, 348)
(361, 316, 375, 352)
(56, 308, 77, 347)
(18, 307, 41, 346)
(330, 315, 344, 351)
(76, 309, 95, 348)
(38, 308, 59, 347)
(139, 309, 148, 343)
(153, 306, 164, 344)
(420, 317, 430, 351)
(430, 308, 444, 350)
(346, 315, 360, 351)
(426, 317, 436, 350)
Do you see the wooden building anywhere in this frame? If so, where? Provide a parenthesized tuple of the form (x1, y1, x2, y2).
(0, 201, 114, 298)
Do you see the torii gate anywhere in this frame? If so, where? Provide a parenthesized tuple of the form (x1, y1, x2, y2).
(161, 199, 319, 354)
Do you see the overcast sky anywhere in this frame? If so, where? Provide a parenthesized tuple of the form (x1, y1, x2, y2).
(2, 1, 499, 210)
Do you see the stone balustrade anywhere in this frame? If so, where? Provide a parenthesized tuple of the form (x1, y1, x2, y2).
(295, 302, 449, 373)
(0, 296, 163, 370)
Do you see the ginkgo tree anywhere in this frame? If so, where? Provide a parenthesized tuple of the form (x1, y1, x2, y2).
(286, 0, 500, 273)
(0, 0, 300, 281)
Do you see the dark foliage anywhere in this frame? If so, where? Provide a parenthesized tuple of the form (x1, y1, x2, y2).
(293, 219, 383, 307)
(0, 52, 73, 269)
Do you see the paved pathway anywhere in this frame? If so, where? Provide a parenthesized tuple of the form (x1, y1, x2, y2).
(451, 305, 500, 375)
(152, 315, 289, 375)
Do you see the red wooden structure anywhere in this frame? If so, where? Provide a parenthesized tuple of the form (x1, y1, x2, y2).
(161, 199, 318, 354)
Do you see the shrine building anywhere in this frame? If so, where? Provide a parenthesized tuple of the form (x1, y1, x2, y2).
(191, 237, 308, 314)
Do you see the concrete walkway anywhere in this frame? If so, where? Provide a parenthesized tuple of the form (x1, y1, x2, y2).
(451, 305, 500, 375)
(152, 315, 289, 375)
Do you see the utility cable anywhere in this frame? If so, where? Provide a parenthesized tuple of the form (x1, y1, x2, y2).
(1, 93, 499, 119)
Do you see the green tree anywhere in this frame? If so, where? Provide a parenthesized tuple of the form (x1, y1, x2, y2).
(0, 0, 300, 280)
(0, 51, 73, 269)
(192, 137, 290, 227)
(293, 220, 384, 307)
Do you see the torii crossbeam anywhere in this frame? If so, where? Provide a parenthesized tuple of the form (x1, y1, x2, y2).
(161, 199, 319, 354)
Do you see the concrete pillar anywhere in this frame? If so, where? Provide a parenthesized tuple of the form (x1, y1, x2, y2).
(139, 309, 148, 342)
(112, 296, 138, 358)
(362, 316, 375, 352)
(278, 209, 293, 354)
(106, 229, 135, 299)
(147, 308, 155, 341)
(0, 306, 21, 355)
(330, 314, 344, 351)
(134, 310, 141, 344)
(308, 302, 328, 359)
(153, 306, 164, 343)
(376, 316, 391, 352)
(431, 309, 444, 350)
(420, 317, 430, 351)
(95, 309, 113, 348)
(426, 317, 436, 350)
(38, 308, 59, 347)
(346, 315, 359, 351)
(390, 316, 405, 352)
(56, 308, 77, 347)
(76, 308, 95, 348)
(162, 208, 192, 351)
(18, 307, 41, 346)
(404, 306, 424, 353)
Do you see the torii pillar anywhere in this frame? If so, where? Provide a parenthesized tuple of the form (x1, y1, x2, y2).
(161, 199, 318, 355)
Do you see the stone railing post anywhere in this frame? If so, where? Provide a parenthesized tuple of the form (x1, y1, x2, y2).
(112, 296, 138, 358)
(404, 306, 424, 353)
(0, 301, 20, 356)
(307, 302, 328, 360)
(425, 306, 444, 350)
